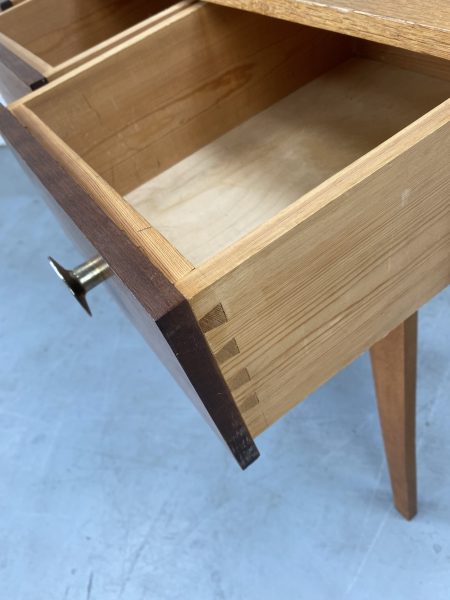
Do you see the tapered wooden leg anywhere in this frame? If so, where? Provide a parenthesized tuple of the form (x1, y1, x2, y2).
(370, 312, 418, 520)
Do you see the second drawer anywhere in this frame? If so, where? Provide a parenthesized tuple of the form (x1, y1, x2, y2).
(0, 0, 192, 101)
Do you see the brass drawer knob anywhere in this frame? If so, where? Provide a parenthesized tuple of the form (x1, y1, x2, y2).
(48, 256, 111, 316)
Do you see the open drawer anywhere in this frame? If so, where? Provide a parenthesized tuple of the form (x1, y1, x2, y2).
(0, 0, 192, 101)
(1, 2, 449, 468)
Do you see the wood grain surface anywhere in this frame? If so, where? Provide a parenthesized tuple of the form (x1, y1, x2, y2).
(355, 40, 450, 82)
(0, 0, 179, 65)
(205, 0, 450, 60)
(371, 312, 418, 520)
(20, 3, 350, 196)
(0, 0, 192, 100)
(0, 104, 259, 469)
(179, 101, 450, 436)
(127, 58, 450, 265)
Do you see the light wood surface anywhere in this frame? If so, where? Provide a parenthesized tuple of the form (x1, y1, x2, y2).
(0, 0, 179, 65)
(13, 103, 193, 284)
(127, 58, 450, 265)
(178, 100, 450, 436)
(22, 3, 350, 196)
(50, 1, 194, 80)
(206, 0, 450, 61)
(370, 312, 418, 520)
(0, 0, 192, 95)
(355, 40, 450, 83)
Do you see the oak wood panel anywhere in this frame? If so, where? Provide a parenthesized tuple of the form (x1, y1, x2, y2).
(22, 2, 352, 196)
(206, 0, 450, 61)
(178, 101, 450, 436)
(371, 312, 418, 520)
(50, 1, 195, 80)
(127, 58, 450, 265)
(0, 103, 259, 469)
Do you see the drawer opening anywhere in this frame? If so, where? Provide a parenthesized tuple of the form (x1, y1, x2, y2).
(0, 0, 184, 67)
(17, 3, 450, 268)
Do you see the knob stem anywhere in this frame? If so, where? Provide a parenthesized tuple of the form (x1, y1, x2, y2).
(48, 255, 111, 316)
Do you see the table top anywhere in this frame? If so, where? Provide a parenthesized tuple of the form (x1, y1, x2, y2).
(206, 0, 450, 60)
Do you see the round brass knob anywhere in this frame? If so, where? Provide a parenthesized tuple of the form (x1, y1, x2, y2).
(48, 255, 111, 316)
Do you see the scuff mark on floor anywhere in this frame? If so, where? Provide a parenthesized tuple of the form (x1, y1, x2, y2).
(86, 572, 94, 600)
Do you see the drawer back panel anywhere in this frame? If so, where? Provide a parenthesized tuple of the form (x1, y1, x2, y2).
(24, 3, 352, 195)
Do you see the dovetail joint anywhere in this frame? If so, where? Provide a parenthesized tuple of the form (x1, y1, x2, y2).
(215, 338, 240, 365)
(239, 393, 260, 412)
(199, 303, 228, 333)
(228, 368, 251, 392)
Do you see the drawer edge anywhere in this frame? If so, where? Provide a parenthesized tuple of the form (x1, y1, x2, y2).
(205, 0, 450, 61)
(0, 104, 259, 469)
(181, 107, 450, 436)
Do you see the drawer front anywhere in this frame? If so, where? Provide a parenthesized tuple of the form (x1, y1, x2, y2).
(0, 0, 192, 102)
(0, 104, 259, 470)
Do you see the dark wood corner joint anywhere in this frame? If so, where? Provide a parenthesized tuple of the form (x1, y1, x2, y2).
(0, 104, 259, 470)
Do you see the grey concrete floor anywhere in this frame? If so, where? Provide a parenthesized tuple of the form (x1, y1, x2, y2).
(0, 144, 449, 600)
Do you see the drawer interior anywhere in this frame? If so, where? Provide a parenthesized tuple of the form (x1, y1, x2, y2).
(0, 0, 180, 66)
(18, 3, 450, 266)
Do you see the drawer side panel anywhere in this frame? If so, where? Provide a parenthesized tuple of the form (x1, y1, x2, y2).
(182, 103, 450, 436)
